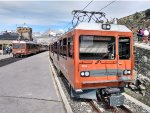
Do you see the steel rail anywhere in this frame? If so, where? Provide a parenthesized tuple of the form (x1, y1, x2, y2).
(89, 100, 102, 113)
(112, 105, 134, 113)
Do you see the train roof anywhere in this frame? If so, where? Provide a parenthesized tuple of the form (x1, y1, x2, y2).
(12, 40, 38, 44)
(50, 23, 132, 44)
(74, 22, 131, 32)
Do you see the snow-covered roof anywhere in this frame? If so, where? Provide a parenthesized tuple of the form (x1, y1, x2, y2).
(75, 22, 131, 32)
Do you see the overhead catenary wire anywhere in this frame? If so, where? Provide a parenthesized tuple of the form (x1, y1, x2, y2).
(99, 0, 117, 12)
(63, 0, 116, 30)
(72, 0, 117, 25)
(97, 0, 117, 23)
(63, 0, 94, 30)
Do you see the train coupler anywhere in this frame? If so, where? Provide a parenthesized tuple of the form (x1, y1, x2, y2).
(109, 94, 124, 107)
(101, 88, 124, 107)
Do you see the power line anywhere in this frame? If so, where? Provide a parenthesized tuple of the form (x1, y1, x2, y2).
(78, 0, 117, 24)
(99, 0, 117, 12)
(63, 0, 116, 30)
(63, 0, 94, 30)
(82, 0, 94, 11)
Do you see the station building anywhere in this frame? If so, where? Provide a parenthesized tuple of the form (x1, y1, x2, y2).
(0, 31, 19, 54)
(17, 26, 33, 41)
(0, 25, 32, 54)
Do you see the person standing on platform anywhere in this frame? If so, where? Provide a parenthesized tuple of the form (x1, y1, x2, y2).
(143, 28, 149, 44)
(8, 45, 12, 55)
(138, 29, 143, 42)
(137, 29, 142, 42)
(5, 45, 9, 54)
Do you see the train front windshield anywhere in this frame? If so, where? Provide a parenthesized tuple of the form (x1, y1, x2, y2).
(13, 43, 25, 49)
(79, 35, 115, 60)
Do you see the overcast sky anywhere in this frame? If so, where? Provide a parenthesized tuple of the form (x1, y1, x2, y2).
(0, 0, 150, 32)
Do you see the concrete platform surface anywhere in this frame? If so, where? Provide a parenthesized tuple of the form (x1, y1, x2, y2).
(134, 42, 150, 50)
(0, 54, 13, 60)
(0, 52, 66, 113)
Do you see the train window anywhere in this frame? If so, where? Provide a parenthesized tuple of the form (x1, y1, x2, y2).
(60, 40, 63, 56)
(13, 43, 25, 49)
(57, 41, 60, 54)
(55, 42, 58, 53)
(0, 44, 2, 50)
(51, 44, 54, 55)
(26, 44, 30, 49)
(68, 37, 73, 58)
(79, 35, 115, 60)
(119, 37, 130, 59)
(62, 38, 67, 59)
(52, 44, 54, 53)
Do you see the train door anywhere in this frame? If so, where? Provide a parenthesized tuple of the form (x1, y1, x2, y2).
(118, 37, 131, 80)
(104, 36, 118, 81)
(67, 36, 74, 83)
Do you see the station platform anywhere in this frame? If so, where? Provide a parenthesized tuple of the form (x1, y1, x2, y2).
(134, 42, 150, 50)
(0, 52, 66, 113)
(0, 54, 13, 60)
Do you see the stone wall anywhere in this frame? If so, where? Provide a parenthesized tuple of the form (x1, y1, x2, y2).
(134, 46, 150, 98)
(134, 46, 150, 77)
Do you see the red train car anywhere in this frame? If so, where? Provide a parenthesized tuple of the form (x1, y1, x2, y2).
(39, 44, 48, 52)
(12, 40, 40, 57)
(49, 23, 134, 106)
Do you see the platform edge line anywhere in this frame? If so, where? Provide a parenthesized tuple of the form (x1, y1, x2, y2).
(48, 58, 73, 113)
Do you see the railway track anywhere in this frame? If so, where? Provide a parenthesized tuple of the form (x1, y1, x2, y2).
(89, 100, 102, 113)
(89, 99, 134, 113)
(111, 105, 134, 113)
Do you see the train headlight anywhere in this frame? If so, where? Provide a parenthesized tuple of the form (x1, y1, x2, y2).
(80, 71, 90, 77)
(102, 24, 111, 30)
(123, 70, 131, 75)
(124, 70, 128, 75)
(85, 71, 90, 77)
(80, 72, 85, 76)
(127, 70, 131, 74)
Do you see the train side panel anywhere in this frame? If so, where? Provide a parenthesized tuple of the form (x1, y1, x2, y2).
(49, 36, 75, 88)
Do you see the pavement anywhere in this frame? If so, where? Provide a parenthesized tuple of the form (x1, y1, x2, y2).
(0, 52, 66, 113)
(0, 54, 13, 60)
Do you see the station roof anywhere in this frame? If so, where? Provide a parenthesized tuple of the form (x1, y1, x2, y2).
(12, 40, 37, 44)
(75, 22, 131, 32)
(0, 33, 19, 40)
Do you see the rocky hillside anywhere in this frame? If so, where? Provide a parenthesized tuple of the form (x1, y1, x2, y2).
(118, 9, 150, 29)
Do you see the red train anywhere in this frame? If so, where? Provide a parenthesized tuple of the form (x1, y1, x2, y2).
(49, 22, 134, 106)
(12, 40, 48, 57)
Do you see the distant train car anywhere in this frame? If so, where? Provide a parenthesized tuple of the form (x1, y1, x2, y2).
(12, 40, 40, 57)
(49, 22, 134, 107)
(39, 44, 48, 52)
